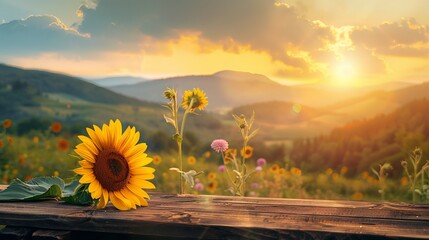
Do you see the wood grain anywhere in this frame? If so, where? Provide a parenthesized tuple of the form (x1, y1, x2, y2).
(0, 185, 428, 239)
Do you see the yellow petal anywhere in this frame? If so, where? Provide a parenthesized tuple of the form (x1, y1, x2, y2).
(79, 160, 94, 169)
(129, 178, 156, 189)
(136, 193, 148, 206)
(129, 158, 152, 170)
(97, 188, 109, 209)
(86, 127, 102, 151)
(74, 145, 95, 163)
(120, 187, 141, 207)
(102, 124, 111, 147)
(128, 155, 151, 167)
(94, 125, 107, 147)
(74, 167, 92, 175)
(126, 184, 150, 199)
(131, 174, 155, 181)
(132, 167, 156, 175)
(89, 180, 102, 199)
(110, 191, 132, 210)
(125, 143, 147, 158)
(78, 135, 99, 155)
(79, 173, 96, 184)
(120, 127, 138, 152)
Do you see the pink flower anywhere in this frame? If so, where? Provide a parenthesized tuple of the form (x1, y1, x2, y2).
(256, 158, 267, 166)
(211, 139, 229, 152)
(217, 165, 227, 173)
(194, 183, 204, 191)
(255, 166, 262, 172)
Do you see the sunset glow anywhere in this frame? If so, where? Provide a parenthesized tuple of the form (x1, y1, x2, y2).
(0, 0, 428, 86)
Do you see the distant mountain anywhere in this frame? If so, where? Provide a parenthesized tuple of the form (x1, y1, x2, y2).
(0, 64, 145, 105)
(110, 70, 365, 111)
(290, 98, 429, 176)
(89, 76, 150, 87)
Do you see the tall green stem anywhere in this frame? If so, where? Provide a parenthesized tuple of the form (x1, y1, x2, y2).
(177, 98, 194, 195)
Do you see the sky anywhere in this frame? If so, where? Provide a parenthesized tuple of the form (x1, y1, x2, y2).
(0, 0, 429, 86)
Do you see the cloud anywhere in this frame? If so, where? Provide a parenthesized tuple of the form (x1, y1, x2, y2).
(77, 0, 336, 74)
(0, 15, 89, 56)
(350, 18, 429, 57)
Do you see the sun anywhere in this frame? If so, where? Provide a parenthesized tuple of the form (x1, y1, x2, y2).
(332, 60, 357, 86)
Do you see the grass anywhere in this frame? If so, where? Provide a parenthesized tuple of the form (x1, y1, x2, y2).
(0, 131, 415, 203)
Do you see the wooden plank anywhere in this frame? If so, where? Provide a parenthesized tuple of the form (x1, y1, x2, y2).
(0, 186, 428, 239)
(32, 230, 71, 240)
(0, 226, 34, 240)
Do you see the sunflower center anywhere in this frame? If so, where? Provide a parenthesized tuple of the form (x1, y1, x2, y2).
(94, 149, 130, 192)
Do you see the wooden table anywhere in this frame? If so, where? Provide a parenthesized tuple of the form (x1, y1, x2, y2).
(0, 186, 428, 239)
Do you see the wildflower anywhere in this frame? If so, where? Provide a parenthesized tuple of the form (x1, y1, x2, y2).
(187, 156, 196, 165)
(278, 168, 286, 175)
(256, 158, 267, 166)
(255, 166, 262, 172)
(12, 169, 18, 176)
(7, 136, 13, 145)
(38, 166, 45, 172)
(217, 165, 227, 173)
(400, 176, 409, 187)
(3, 119, 12, 129)
(73, 119, 155, 210)
(50, 122, 62, 133)
(207, 181, 218, 193)
(291, 167, 302, 176)
(352, 192, 363, 201)
(19, 155, 26, 166)
(211, 139, 229, 153)
(208, 172, 216, 181)
(326, 168, 333, 176)
(25, 176, 32, 181)
(240, 146, 253, 159)
(340, 166, 348, 175)
(54, 171, 60, 177)
(271, 164, 279, 172)
(361, 171, 369, 179)
(204, 151, 211, 158)
(251, 182, 259, 189)
(57, 139, 70, 152)
(181, 88, 208, 112)
(194, 183, 204, 191)
(332, 173, 339, 180)
(33, 136, 39, 144)
(0, 140, 3, 148)
(153, 155, 161, 165)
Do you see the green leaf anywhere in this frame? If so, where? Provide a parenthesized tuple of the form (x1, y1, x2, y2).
(61, 181, 93, 206)
(0, 177, 64, 201)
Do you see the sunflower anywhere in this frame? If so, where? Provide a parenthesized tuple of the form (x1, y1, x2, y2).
(3, 119, 12, 129)
(50, 122, 62, 133)
(240, 146, 253, 159)
(187, 156, 196, 165)
(57, 139, 70, 152)
(73, 119, 155, 210)
(181, 88, 208, 112)
(152, 155, 161, 165)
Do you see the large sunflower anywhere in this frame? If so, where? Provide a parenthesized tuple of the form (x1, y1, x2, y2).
(73, 119, 155, 210)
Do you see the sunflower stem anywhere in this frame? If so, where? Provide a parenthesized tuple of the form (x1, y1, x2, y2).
(177, 98, 194, 195)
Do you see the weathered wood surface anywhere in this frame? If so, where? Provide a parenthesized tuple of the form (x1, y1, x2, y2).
(0, 185, 428, 239)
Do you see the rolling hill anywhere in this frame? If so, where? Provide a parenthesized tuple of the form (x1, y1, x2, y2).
(0, 64, 146, 105)
(290, 98, 429, 176)
(110, 70, 370, 111)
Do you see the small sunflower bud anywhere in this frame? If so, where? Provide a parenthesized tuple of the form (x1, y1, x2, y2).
(164, 88, 176, 100)
(401, 161, 408, 168)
